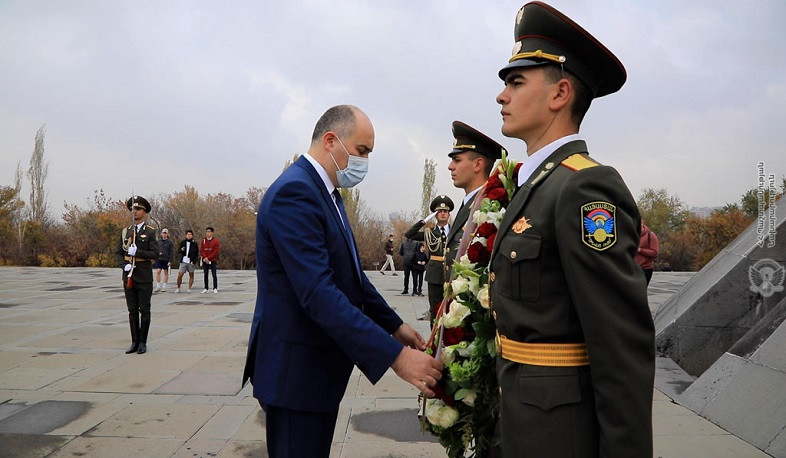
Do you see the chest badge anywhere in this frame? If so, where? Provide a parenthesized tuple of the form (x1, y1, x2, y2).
(582, 202, 616, 251)
(512, 217, 532, 234)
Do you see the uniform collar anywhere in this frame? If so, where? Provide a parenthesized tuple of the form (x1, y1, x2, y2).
(518, 134, 582, 187)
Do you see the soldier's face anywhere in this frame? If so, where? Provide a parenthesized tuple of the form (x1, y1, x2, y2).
(448, 152, 481, 190)
(436, 209, 450, 223)
(497, 67, 553, 146)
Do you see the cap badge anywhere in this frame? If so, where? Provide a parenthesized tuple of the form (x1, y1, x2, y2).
(512, 41, 522, 56)
(512, 217, 531, 234)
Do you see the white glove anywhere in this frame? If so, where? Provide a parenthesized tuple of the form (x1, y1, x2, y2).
(124, 264, 132, 272)
(423, 212, 437, 223)
(127, 244, 137, 256)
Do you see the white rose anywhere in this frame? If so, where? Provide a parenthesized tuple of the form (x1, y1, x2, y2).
(473, 211, 488, 225)
(458, 388, 477, 407)
(426, 399, 460, 429)
(478, 286, 490, 309)
(451, 276, 470, 295)
(466, 275, 480, 296)
(443, 302, 471, 328)
(458, 254, 475, 269)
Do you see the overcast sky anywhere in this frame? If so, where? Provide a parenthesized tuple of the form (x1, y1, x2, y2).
(2, 0, 784, 221)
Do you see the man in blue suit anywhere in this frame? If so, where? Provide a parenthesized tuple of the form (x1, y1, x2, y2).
(243, 105, 443, 457)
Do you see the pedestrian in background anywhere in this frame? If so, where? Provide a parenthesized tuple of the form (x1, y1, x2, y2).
(635, 221, 659, 285)
(154, 228, 174, 292)
(379, 234, 397, 276)
(200, 227, 220, 293)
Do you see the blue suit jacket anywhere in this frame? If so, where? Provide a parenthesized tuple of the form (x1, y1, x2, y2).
(243, 156, 404, 413)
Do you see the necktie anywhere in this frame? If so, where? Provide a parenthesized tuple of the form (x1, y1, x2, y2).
(333, 190, 361, 278)
(440, 227, 446, 237)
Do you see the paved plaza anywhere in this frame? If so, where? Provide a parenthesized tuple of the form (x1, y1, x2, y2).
(0, 267, 770, 457)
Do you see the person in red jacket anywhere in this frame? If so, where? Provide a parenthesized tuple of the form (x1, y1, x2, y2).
(635, 221, 659, 285)
(200, 226, 221, 293)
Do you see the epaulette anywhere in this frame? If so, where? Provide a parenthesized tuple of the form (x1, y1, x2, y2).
(561, 154, 599, 172)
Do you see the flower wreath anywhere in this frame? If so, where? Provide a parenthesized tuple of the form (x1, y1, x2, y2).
(422, 150, 520, 457)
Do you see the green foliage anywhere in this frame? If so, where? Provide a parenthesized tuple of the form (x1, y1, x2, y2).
(637, 188, 690, 237)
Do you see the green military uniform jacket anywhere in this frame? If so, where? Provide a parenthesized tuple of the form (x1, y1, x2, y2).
(114, 223, 159, 285)
(489, 140, 655, 456)
(404, 221, 448, 285)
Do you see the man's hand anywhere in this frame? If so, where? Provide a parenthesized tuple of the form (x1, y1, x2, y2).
(393, 323, 425, 350)
(123, 264, 132, 272)
(391, 347, 443, 397)
(423, 212, 437, 224)
(127, 244, 137, 256)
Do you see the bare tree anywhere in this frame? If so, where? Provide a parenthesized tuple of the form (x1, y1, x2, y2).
(14, 162, 27, 254)
(420, 158, 436, 217)
(27, 125, 49, 225)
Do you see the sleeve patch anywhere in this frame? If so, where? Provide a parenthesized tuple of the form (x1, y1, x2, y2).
(581, 201, 616, 251)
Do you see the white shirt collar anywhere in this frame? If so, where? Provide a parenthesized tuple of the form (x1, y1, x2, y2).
(517, 134, 582, 187)
(464, 185, 483, 206)
(305, 153, 336, 196)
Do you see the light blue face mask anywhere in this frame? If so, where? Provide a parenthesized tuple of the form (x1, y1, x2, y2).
(330, 135, 369, 188)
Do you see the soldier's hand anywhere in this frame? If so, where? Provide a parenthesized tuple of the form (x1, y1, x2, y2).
(391, 347, 443, 397)
(127, 244, 137, 256)
(423, 212, 437, 224)
(393, 323, 426, 350)
(124, 264, 132, 272)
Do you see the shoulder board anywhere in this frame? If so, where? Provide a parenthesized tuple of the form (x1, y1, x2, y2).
(561, 154, 599, 172)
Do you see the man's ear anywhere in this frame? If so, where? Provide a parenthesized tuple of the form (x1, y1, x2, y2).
(473, 156, 484, 173)
(550, 78, 572, 112)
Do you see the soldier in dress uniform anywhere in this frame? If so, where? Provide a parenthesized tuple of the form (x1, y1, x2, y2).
(115, 196, 159, 355)
(444, 121, 505, 272)
(489, 2, 655, 456)
(405, 195, 454, 324)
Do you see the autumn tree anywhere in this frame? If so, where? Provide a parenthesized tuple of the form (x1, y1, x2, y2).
(637, 188, 690, 238)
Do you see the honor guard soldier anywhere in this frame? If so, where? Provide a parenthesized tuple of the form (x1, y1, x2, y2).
(405, 195, 454, 324)
(490, 2, 655, 456)
(444, 121, 505, 272)
(115, 196, 159, 355)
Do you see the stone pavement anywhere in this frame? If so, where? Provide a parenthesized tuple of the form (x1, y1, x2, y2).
(0, 267, 771, 457)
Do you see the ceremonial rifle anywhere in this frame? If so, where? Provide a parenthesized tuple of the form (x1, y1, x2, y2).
(126, 194, 136, 289)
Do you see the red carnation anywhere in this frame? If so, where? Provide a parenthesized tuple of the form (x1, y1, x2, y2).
(431, 378, 456, 406)
(486, 174, 502, 190)
(514, 162, 522, 176)
(486, 233, 496, 252)
(487, 187, 508, 204)
(476, 222, 497, 238)
(443, 326, 466, 346)
(467, 241, 490, 265)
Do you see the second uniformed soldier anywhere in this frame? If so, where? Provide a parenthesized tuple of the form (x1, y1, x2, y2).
(405, 195, 454, 324)
(490, 2, 655, 456)
(115, 196, 159, 355)
(444, 121, 505, 272)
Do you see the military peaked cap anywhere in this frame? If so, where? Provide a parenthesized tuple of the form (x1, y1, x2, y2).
(430, 195, 454, 213)
(125, 195, 151, 213)
(499, 1, 626, 98)
(449, 121, 506, 160)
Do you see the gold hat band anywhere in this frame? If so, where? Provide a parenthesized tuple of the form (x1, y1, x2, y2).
(509, 49, 566, 64)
